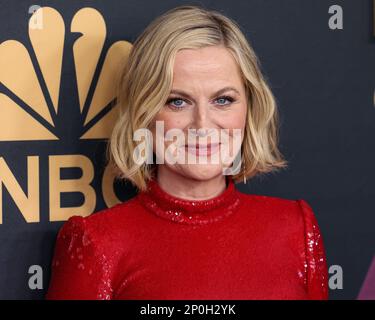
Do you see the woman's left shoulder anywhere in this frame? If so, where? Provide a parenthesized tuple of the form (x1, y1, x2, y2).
(238, 191, 317, 221)
(237, 192, 328, 298)
(236, 192, 324, 238)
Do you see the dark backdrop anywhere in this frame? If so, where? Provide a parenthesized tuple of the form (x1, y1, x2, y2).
(0, 0, 374, 300)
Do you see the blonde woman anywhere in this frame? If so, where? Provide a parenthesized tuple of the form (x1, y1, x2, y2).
(46, 5, 328, 300)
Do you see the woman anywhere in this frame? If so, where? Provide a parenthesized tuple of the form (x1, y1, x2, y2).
(46, 5, 328, 300)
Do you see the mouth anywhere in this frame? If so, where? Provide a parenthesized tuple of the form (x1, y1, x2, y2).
(184, 143, 221, 156)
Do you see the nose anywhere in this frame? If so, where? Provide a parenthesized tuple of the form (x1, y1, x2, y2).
(189, 102, 217, 136)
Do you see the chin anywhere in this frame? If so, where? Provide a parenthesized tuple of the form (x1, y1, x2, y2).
(178, 164, 224, 181)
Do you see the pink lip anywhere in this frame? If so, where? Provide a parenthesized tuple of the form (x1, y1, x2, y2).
(184, 143, 221, 156)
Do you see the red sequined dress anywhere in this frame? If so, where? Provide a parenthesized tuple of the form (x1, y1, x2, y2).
(46, 177, 329, 300)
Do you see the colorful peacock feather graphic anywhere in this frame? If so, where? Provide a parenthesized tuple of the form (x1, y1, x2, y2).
(0, 6, 132, 141)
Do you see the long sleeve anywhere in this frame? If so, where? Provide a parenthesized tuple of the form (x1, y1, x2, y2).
(45, 215, 114, 300)
(297, 199, 329, 300)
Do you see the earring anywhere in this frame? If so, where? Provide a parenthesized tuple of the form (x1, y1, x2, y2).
(242, 165, 247, 184)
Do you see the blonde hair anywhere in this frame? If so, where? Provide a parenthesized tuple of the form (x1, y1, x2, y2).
(107, 5, 287, 192)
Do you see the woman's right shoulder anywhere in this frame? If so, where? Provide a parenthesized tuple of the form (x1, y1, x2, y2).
(58, 196, 141, 241)
(46, 199, 141, 300)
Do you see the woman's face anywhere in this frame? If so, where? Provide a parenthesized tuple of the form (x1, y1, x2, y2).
(151, 45, 248, 181)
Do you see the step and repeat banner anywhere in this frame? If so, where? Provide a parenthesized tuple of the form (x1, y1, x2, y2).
(0, 0, 374, 299)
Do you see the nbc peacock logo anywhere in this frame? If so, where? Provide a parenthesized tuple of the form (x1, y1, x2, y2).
(0, 7, 132, 224)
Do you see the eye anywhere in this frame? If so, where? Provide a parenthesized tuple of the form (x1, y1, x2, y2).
(165, 97, 188, 110)
(215, 95, 235, 106)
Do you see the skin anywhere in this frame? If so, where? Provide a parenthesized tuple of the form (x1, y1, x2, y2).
(150, 45, 248, 200)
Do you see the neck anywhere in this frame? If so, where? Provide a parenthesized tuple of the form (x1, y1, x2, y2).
(156, 166, 227, 201)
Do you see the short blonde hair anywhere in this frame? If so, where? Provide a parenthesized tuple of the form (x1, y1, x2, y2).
(107, 5, 287, 192)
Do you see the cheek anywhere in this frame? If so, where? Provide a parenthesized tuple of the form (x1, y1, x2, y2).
(154, 111, 186, 131)
(163, 119, 185, 132)
(219, 105, 247, 151)
(152, 112, 188, 149)
(220, 104, 247, 131)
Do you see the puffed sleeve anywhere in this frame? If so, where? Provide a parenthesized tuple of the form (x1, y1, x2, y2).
(297, 199, 329, 300)
(45, 215, 114, 300)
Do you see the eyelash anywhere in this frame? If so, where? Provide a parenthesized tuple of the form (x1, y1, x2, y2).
(165, 95, 236, 110)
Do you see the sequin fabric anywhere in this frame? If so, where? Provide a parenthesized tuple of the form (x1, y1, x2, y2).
(136, 176, 241, 225)
(46, 178, 329, 300)
(47, 216, 115, 300)
(297, 199, 329, 299)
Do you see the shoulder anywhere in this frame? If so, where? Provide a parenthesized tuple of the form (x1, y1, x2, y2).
(57, 196, 141, 246)
(236, 191, 323, 245)
(47, 200, 143, 300)
(237, 192, 328, 298)
(237, 191, 315, 223)
(239, 192, 328, 298)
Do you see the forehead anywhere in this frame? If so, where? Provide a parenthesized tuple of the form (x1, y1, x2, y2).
(173, 46, 243, 85)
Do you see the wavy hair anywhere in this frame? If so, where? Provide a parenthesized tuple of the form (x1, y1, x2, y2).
(107, 5, 287, 192)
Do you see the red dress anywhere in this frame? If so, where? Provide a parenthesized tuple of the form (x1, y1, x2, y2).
(45, 177, 329, 300)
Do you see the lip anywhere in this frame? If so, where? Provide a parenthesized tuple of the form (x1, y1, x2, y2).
(184, 143, 221, 156)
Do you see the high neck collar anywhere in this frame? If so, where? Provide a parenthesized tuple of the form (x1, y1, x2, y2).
(137, 176, 242, 225)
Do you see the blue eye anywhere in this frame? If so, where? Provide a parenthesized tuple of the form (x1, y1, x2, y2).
(216, 96, 234, 105)
(166, 98, 186, 109)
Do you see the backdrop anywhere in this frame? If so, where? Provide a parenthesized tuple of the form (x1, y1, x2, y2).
(0, 0, 374, 300)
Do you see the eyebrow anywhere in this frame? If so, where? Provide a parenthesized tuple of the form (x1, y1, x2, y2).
(169, 86, 240, 101)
